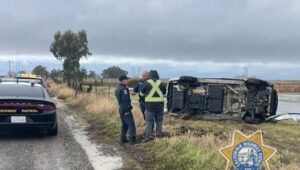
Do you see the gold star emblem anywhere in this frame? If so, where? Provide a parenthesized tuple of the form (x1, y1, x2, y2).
(219, 130, 276, 170)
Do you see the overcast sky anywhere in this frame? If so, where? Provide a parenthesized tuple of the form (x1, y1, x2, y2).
(0, 0, 300, 79)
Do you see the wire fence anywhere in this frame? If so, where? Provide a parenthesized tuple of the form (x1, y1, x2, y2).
(52, 77, 120, 99)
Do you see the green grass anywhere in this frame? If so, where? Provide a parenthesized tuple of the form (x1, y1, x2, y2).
(143, 137, 226, 170)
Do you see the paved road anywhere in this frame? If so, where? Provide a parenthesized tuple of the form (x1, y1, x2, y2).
(278, 93, 300, 114)
(0, 109, 94, 170)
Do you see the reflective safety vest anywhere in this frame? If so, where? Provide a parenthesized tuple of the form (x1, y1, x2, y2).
(141, 79, 164, 102)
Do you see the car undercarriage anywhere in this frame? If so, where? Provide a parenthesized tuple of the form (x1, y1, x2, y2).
(167, 76, 278, 123)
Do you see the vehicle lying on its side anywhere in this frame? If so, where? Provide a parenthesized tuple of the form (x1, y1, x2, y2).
(167, 76, 278, 123)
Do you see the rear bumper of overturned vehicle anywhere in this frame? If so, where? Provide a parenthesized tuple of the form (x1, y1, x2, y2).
(0, 111, 57, 129)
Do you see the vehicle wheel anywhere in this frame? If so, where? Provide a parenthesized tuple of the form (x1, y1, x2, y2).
(48, 124, 58, 136)
(179, 76, 198, 83)
(270, 90, 278, 116)
(243, 112, 263, 124)
(246, 78, 268, 86)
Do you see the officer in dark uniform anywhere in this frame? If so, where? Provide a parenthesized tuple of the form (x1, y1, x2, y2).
(115, 75, 137, 144)
(132, 70, 149, 120)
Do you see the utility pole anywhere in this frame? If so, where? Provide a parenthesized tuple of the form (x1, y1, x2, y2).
(16, 62, 21, 74)
(8, 60, 11, 77)
(243, 66, 248, 79)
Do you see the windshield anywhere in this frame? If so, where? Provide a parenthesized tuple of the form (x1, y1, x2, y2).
(0, 84, 44, 98)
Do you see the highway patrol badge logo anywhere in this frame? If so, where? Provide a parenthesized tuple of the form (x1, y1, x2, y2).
(219, 130, 276, 170)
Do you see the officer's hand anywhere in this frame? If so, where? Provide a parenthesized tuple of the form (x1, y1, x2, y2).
(131, 92, 137, 95)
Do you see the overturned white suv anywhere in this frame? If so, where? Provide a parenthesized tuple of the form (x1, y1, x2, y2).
(167, 76, 278, 123)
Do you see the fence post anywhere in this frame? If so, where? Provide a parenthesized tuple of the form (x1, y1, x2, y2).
(95, 79, 98, 95)
(108, 79, 111, 99)
(87, 84, 92, 93)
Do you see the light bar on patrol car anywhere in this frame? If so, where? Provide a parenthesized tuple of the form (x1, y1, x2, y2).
(17, 73, 40, 78)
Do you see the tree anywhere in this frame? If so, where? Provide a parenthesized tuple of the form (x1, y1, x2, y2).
(32, 65, 49, 78)
(50, 29, 92, 86)
(88, 70, 96, 78)
(50, 69, 63, 79)
(77, 67, 88, 81)
(101, 66, 128, 78)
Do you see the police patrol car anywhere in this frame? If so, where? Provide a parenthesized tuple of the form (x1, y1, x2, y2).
(0, 80, 58, 136)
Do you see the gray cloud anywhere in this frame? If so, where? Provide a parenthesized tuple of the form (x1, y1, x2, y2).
(1, 0, 300, 63)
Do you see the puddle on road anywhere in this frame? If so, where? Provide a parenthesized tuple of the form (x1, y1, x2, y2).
(64, 115, 123, 170)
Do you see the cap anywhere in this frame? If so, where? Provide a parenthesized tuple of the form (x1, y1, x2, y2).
(118, 75, 130, 81)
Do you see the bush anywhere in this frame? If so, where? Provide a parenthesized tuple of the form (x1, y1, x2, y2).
(47, 80, 75, 100)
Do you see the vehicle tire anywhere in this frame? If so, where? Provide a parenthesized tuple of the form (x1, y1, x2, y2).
(243, 112, 263, 124)
(48, 124, 58, 136)
(270, 90, 278, 116)
(179, 76, 198, 83)
(246, 78, 268, 86)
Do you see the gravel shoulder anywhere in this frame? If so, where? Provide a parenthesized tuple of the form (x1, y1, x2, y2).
(0, 109, 94, 170)
(0, 98, 128, 170)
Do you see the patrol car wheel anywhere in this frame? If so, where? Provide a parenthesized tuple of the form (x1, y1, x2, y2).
(48, 124, 58, 136)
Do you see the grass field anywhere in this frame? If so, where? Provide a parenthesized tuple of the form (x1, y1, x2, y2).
(272, 80, 300, 93)
(49, 81, 300, 170)
(81, 78, 300, 93)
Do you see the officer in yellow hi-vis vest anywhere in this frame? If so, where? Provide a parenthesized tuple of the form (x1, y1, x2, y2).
(140, 70, 166, 141)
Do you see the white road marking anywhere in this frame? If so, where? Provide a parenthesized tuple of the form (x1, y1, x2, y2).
(64, 115, 123, 170)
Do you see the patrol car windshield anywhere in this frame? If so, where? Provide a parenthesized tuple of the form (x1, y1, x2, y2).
(0, 84, 44, 98)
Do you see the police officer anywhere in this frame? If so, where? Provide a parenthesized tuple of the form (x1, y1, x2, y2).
(132, 70, 149, 120)
(115, 75, 137, 144)
(140, 70, 166, 141)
